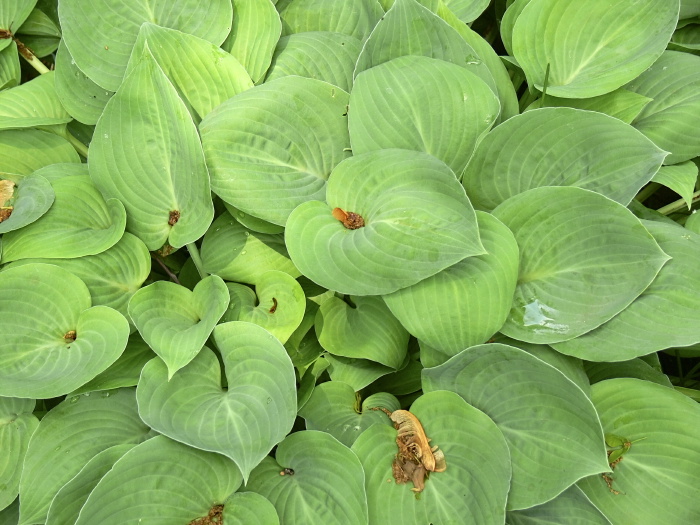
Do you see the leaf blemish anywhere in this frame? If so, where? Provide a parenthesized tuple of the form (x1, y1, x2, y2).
(168, 210, 180, 226)
(332, 207, 365, 230)
(64, 330, 77, 343)
(279, 467, 295, 476)
(269, 297, 278, 313)
(188, 504, 224, 525)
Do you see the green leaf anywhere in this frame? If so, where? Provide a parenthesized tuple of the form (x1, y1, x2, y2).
(128, 24, 254, 122)
(681, 0, 700, 18)
(223, 0, 281, 83)
(223, 202, 285, 234)
(512, 0, 678, 98)
(297, 355, 330, 409)
(18, 388, 151, 525)
(532, 87, 652, 124)
(349, 55, 499, 177)
(0, 499, 17, 524)
(200, 76, 350, 226)
(0, 41, 20, 91)
(279, 0, 383, 40)
(0, 263, 129, 399)
(266, 31, 362, 92)
(552, 221, 700, 361)
(74, 435, 242, 525)
(285, 149, 484, 295)
(324, 354, 394, 392)
(506, 485, 610, 525)
(58, 0, 233, 91)
(222, 271, 306, 344)
(15, 8, 61, 57)
(246, 431, 369, 525)
(0, 72, 70, 130)
(222, 492, 280, 525)
(384, 211, 518, 360)
(422, 343, 609, 510)
(299, 382, 399, 446)
(368, 356, 423, 396)
(499, 0, 531, 55)
(128, 275, 230, 378)
(89, 50, 215, 250)
(584, 359, 673, 388)
(45, 444, 136, 525)
(627, 51, 700, 164)
(441, 0, 489, 22)
(351, 390, 511, 524)
(0, 398, 38, 511)
(1, 165, 126, 263)
(463, 108, 667, 211)
(0, 129, 79, 176)
(284, 301, 324, 368)
(577, 379, 700, 524)
(671, 21, 700, 50)
(316, 295, 409, 368)
(686, 210, 700, 235)
(491, 186, 669, 344)
(200, 212, 300, 284)
(0, 173, 54, 234)
(0, 0, 37, 53)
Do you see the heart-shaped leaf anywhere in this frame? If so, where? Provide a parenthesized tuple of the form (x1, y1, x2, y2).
(315, 295, 409, 368)
(512, 0, 678, 98)
(0, 72, 70, 130)
(223, 0, 281, 83)
(59, 0, 233, 91)
(463, 108, 667, 211)
(128, 275, 229, 378)
(1, 166, 126, 263)
(74, 435, 242, 525)
(18, 388, 151, 525)
(89, 48, 215, 250)
(553, 221, 700, 361)
(222, 271, 306, 343)
(266, 32, 362, 92)
(201, 212, 299, 284)
(577, 379, 700, 524)
(137, 322, 297, 480)
(422, 343, 609, 510)
(0, 129, 79, 176)
(491, 186, 669, 344)
(246, 430, 369, 525)
(0, 398, 38, 511)
(200, 76, 350, 226)
(350, 55, 499, 177)
(0, 1, 37, 53)
(505, 485, 610, 525)
(532, 87, 652, 124)
(222, 492, 280, 525)
(0, 172, 54, 234)
(299, 382, 399, 446)
(279, 0, 383, 40)
(351, 390, 511, 524)
(384, 211, 518, 360)
(652, 161, 699, 210)
(0, 263, 129, 399)
(286, 149, 484, 295)
(324, 354, 394, 392)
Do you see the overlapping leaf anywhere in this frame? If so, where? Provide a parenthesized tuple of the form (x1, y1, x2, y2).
(532, 88, 652, 124)
(0, 0, 37, 53)
(279, 0, 383, 40)
(0, 129, 79, 176)
(506, 485, 610, 525)
(324, 354, 394, 392)
(0, 398, 38, 511)
(0, 41, 20, 90)
(222, 492, 280, 525)
(0, 172, 54, 234)
(14, 7, 61, 57)
(0, 72, 70, 130)
(652, 161, 699, 210)
(285, 149, 484, 295)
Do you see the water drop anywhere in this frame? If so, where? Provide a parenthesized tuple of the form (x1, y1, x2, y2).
(54, 446, 62, 452)
(385, 87, 393, 95)
(101, 391, 111, 398)
(69, 396, 79, 404)
(266, 397, 272, 404)
(241, 250, 247, 255)
(103, 134, 109, 139)
(244, 232, 250, 237)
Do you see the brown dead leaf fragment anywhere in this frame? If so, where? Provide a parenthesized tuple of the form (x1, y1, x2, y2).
(0, 180, 15, 222)
(602, 473, 621, 495)
(0, 208, 11, 222)
(168, 210, 180, 226)
(332, 207, 365, 229)
(188, 504, 224, 525)
(64, 330, 77, 343)
(269, 297, 278, 313)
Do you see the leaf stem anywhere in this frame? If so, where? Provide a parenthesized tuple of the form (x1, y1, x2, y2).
(635, 182, 661, 203)
(14, 38, 50, 75)
(64, 130, 89, 158)
(186, 243, 208, 279)
(657, 190, 700, 215)
(151, 254, 180, 284)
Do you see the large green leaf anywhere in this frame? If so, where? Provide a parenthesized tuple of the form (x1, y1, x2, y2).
(285, 149, 484, 295)
(1, 165, 126, 263)
(349, 55, 499, 177)
(422, 343, 609, 510)
(74, 435, 242, 525)
(200, 76, 350, 226)
(463, 108, 667, 211)
(45, 444, 136, 525)
(0, 0, 37, 53)
(316, 295, 409, 368)
(0, 72, 70, 130)
(59, 0, 233, 91)
(491, 186, 669, 344)
(583, 358, 673, 388)
(440, 0, 489, 22)
(222, 492, 280, 525)
(506, 485, 610, 525)
(651, 161, 699, 210)
(0, 129, 79, 176)
(89, 49, 214, 250)
(298, 382, 399, 446)
(511, 0, 678, 98)
(553, 221, 700, 361)
(128, 275, 229, 378)
(137, 322, 297, 480)
(0, 41, 20, 91)
(577, 379, 700, 524)
(531, 88, 652, 124)
(265, 31, 362, 92)
(223, 202, 285, 234)
(323, 354, 394, 392)
(18, 389, 151, 525)
(351, 390, 511, 524)
(223, 0, 281, 83)
(222, 271, 306, 344)
(14, 8, 61, 57)
(0, 172, 54, 234)
(384, 211, 518, 360)
(128, 24, 254, 122)
(279, 0, 383, 40)
(246, 431, 369, 525)
(0, 398, 38, 511)
(200, 212, 299, 283)
(0, 264, 129, 399)
(627, 51, 700, 164)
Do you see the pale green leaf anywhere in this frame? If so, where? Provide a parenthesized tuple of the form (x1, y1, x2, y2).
(279, 0, 382, 40)
(0, 0, 37, 53)
(0, 173, 54, 234)
(0, 72, 70, 130)
(0, 398, 38, 511)
(506, 485, 610, 525)
(531, 88, 652, 124)
(0, 129, 79, 176)
(222, 492, 280, 525)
